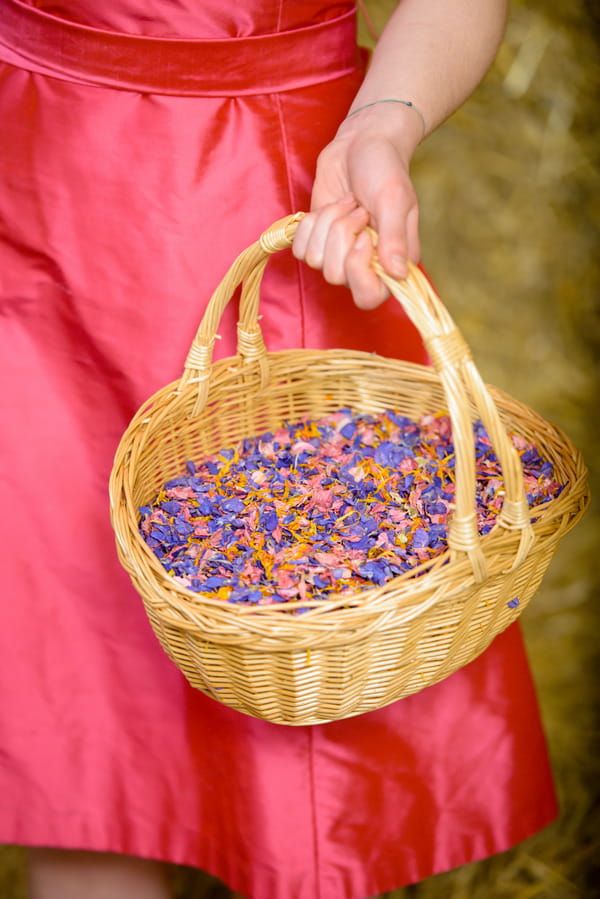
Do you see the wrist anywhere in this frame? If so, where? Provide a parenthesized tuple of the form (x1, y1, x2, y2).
(335, 99, 425, 161)
(345, 99, 426, 138)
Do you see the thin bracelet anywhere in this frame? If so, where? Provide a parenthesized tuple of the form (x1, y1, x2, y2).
(344, 99, 427, 138)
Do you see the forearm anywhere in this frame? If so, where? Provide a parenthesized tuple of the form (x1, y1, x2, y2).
(348, 0, 509, 154)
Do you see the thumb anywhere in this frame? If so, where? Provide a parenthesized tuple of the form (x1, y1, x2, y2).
(371, 181, 420, 281)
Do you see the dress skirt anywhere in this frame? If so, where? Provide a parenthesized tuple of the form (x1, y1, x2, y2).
(0, 1, 557, 897)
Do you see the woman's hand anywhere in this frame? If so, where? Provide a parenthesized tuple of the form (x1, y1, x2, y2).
(292, 103, 422, 310)
(292, 0, 509, 309)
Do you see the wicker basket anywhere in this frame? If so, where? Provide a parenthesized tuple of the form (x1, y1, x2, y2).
(109, 213, 589, 726)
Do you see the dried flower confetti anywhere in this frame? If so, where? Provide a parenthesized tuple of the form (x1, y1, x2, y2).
(139, 410, 564, 606)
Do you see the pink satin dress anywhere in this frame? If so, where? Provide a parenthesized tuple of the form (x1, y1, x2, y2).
(0, 1, 557, 897)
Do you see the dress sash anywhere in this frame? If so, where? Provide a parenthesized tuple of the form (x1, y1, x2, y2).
(0, 0, 361, 94)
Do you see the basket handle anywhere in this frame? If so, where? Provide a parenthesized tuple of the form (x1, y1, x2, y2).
(181, 212, 535, 582)
(180, 213, 301, 411)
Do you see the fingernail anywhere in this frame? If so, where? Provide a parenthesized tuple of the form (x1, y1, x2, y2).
(390, 253, 407, 277)
(350, 206, 368, 218)
(355, 230, 369, 249)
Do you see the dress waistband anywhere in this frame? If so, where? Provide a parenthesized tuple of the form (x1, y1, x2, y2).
(0, 0, 361, 95)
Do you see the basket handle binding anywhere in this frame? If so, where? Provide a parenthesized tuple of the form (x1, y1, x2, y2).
(180, 213, 535, 582)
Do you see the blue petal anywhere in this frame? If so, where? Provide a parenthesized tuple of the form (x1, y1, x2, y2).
(411, 528, 430, 548)
(222, 498, 245, 514)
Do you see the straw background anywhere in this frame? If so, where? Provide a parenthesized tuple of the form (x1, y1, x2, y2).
(1, 0, 598, 895)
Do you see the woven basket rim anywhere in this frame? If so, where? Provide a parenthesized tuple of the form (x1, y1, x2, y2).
(120, 491, 585, 614)
(110, 347, 590, 624)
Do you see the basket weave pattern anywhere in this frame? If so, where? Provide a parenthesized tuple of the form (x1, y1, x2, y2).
(109, 214, 589, 725)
